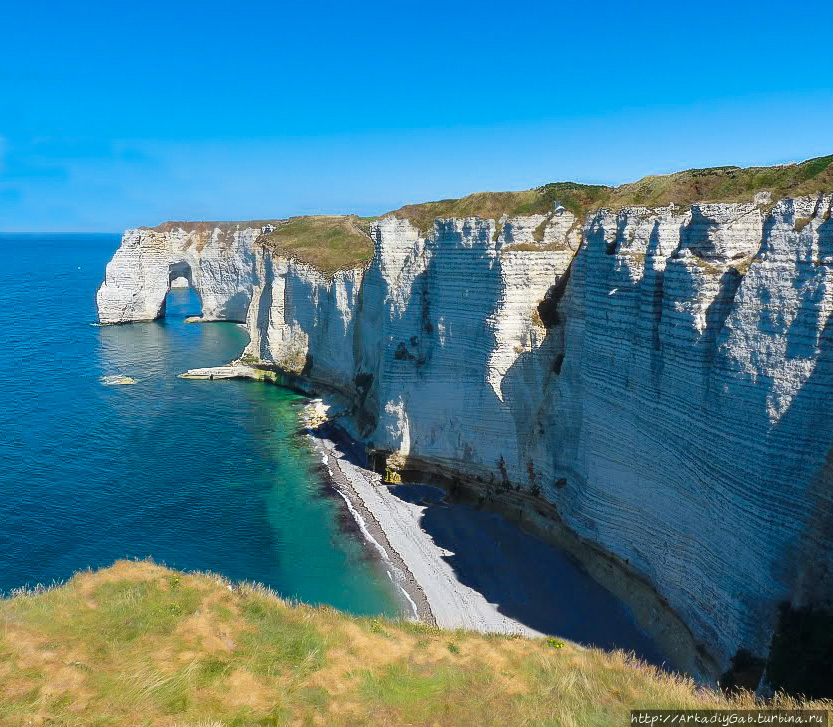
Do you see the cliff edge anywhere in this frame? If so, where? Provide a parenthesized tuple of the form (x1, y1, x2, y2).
(96, 157, 833, 685)
(6, 561, 827, 725)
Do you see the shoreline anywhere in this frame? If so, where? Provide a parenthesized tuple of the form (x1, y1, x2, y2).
(179, 362, 679, 669)
(308, 425, 542, 637)
(181, 364, 539, 634)
(311, 431, 432, 625)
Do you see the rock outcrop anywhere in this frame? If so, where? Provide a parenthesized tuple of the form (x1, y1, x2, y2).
(97, 194, 833, 682)
(96, 224, 264, 323)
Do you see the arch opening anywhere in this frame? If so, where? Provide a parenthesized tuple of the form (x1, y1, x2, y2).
(159, 261, 203, 320)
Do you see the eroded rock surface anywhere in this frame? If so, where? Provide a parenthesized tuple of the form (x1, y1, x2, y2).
(97, 196, 833, 679)
(96, 225, 263, 323)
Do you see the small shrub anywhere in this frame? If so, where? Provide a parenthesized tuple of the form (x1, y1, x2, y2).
(369, 619, 390, 637)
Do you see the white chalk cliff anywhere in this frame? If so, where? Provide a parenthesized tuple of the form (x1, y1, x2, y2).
(97, 224, 261, 323)
(97, 194, 833, 680)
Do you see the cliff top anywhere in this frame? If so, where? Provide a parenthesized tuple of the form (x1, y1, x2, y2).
(141, 155, 832, 272)
(143, 215, 376, 275)
(389, 182, 610, 235)
(388, 154, 833, 233)
(2, 560, 822, 725)
(258, 214, 375, 274)
(605, 153, 833, 209)
(147, 219, 280, 234)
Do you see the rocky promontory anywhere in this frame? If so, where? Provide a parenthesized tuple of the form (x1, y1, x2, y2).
(97, 157, 833, 686)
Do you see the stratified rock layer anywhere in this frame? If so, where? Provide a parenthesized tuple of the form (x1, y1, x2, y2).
(97, 196, 833, 679)
(96, 225, 262, 322)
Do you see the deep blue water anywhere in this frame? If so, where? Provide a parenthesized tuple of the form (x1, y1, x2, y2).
(0, 233, 399, 616)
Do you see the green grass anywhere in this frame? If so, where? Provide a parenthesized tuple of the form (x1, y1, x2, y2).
(257, 215, 375, 275)
(605, 154, 833, 209)
(145, 155, 833, 273)
(144, 216, 376, 274)
(237, 596, 328, 676)
(386, 154, 833, 235)
(387, 184, 612, 236)
(0, 561, 828, 726)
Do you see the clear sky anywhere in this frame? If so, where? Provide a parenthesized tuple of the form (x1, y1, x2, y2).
(2, 0, 832, 232)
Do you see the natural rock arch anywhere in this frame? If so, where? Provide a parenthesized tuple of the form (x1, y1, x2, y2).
(96, 226, 259, 323)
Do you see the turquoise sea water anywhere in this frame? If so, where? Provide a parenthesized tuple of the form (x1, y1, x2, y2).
(0, 233, 399, 616)
(0, 233, 669, 667)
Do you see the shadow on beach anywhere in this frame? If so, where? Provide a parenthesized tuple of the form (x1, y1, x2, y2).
(388, 482, 667, 667)
(315, 422, 667, 667)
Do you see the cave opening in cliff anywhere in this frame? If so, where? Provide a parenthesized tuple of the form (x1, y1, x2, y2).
(161, 261, 202, 320)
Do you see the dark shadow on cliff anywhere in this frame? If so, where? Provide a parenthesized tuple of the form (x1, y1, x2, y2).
(741, 212, 833, 695)
(762, 294, 833, 701)
(783, 213, 833, 360)
(769, 295, 833, 605)
(254, 256, 274, 359)
(702, 267, 743, 365)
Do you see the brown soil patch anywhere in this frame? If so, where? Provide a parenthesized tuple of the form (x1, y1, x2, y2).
(175, 609, 237, 654)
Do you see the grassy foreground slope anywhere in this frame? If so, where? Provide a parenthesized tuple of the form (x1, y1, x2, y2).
(0, 562, 826, 727)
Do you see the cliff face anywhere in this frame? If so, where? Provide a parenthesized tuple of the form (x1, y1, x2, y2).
(96, 225, 263, 323)
(97, 195, 833, 679)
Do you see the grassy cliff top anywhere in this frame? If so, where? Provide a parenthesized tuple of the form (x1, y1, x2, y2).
(141, 155, 832, 270)
(387, 154, 833, 233)
(142, 216, 375, 271)
(605, 154, 833, 209)
(388, 183, 611, 234)
(146, 220, 280, 234)
(258, 215, 376, 274)
(0, 561, 825, 726)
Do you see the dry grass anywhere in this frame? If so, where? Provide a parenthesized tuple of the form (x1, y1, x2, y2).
(141, 156, 833, 274)
(386, 154, 833, 236)
(0, 561, 828, 726)
(258, 215, 375, 275)
(388, 183, 609, 235)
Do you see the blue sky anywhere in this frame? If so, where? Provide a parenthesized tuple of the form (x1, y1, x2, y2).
(2, 0, 832, 231)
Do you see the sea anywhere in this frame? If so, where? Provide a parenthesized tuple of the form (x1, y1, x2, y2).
(0, 232, 666, 665)
(0, 233, 399, 615)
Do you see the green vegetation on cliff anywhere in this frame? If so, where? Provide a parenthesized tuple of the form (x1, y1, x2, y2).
(388, 183, 610, 235)
(146, 216, 376, 274)
(605, 154, 833, 209)
(0, 561, 827, 726)
(387, 154, 833, 234)
(145, 155, 833, 271)
(258, 215, 375, 275)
